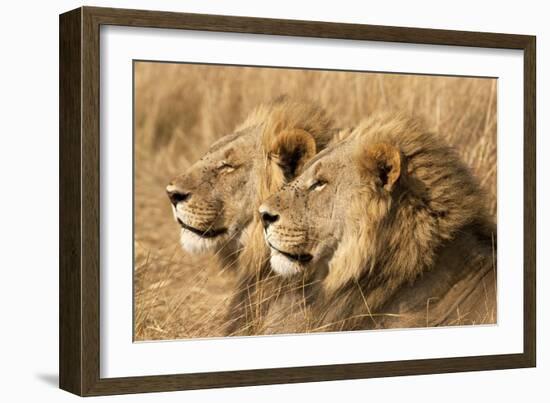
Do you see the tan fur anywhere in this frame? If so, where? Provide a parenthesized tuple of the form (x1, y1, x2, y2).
(260, 113, 497, 332)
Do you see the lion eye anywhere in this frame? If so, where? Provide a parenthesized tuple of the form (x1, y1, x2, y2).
(217, 161, 236, 173)
(309, 179, 327, 191)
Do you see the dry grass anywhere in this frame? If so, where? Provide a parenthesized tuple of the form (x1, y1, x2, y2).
(133, 62, 497, 341)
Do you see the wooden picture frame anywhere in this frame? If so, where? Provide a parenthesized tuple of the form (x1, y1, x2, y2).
(59, 6, 536, 396)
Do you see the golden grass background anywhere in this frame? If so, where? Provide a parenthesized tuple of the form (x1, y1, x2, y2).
(134, 62, 497, 341)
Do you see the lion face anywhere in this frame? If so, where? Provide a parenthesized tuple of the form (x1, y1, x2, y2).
(167, 129, 258, 254)
(260, 135, 401, 277)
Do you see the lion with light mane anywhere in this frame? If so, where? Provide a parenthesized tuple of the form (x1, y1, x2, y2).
(166, 97, 344, 334)
(260, 113, 497, 331)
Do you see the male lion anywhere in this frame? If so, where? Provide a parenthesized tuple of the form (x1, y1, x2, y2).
(260, 113, 497, 332)
(166, 97, 340, 334)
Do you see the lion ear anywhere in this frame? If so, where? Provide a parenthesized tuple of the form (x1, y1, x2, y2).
(269, 129, 317, 181)
(361, 143, 402, 191)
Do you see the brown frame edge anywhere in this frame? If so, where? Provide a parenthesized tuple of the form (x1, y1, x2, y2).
(59, 6, 536, 396)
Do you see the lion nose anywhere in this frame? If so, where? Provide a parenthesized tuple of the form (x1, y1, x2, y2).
(259, 208, 279, 229)
(166, 184, 190, 206)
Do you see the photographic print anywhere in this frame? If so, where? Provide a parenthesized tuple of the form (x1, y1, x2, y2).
(133, 61, 497, 341)
(59, 8, 536, 395)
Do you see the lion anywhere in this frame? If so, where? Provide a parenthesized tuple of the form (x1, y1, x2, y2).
(165, 97, 343, 334)
(259, 113, 497, 332)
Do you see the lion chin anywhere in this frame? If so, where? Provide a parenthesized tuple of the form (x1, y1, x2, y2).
(179, 229, 226, 254)
(269, 251, 304, 277)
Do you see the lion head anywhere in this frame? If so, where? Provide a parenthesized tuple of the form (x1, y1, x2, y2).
(260, 113, 493, 308)
(166, 98, 336, 267)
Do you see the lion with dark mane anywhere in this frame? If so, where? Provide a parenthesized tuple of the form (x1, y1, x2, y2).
(260, 113, 497, 332)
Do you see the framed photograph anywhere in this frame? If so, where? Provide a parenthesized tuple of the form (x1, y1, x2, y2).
(59, 6, 536, 396)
